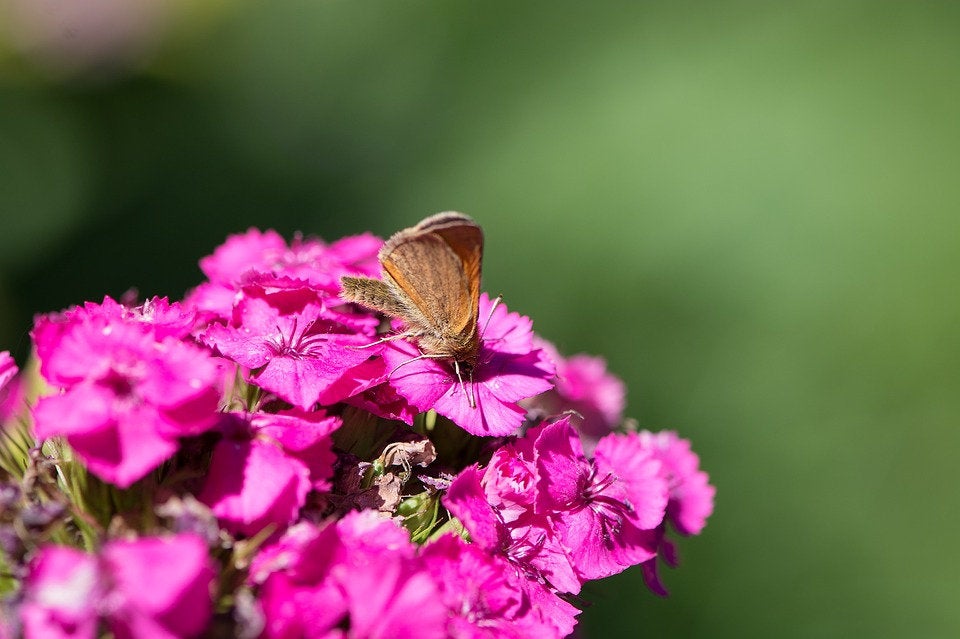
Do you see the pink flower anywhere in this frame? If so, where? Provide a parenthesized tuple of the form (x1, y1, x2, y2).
(0, 351, 16, 394)
(21, 535, 214, 639)
(444, 463, 580, 595)
(199, 410, 340, 536)
(201, 230, 381, 292)
(201, 293, 379, 410)
(526, 339, 626, 452)
(20, 546, 101, 639)
(0, 352, 20, 422)
(101, 536, 216, 638)
(634, 430, 716, 596)
(252, 511, 447, 639)
(421, 533, 579, 639)
(189, 228, 384, 323)
(534, 417, 668, 581)
(32, 297, 196, 363)
(199, 227, 288, 286)
(381, 295, 555, 437)
(31, 305, 223, 487)
(446, 428, 581, 594)
(637, 430, 715, 536)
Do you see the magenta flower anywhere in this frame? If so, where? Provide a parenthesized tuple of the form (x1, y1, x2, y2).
(89, 295, 199, 339)
(637, 430, 715, 536)
(252, 511, 447, 639)
(421, 533, 579, 639)
(527, 339, 626, 451)
(444, 462, 580, 595)
(534, 417, 668, 581)
(381, 294, 555, 437)
(445, 427, 581, 594)
(0, 351, 19, 421)
(32, 297, 197, 361)
(21, 535, 215, 639)
(20, 546, 101, 639)
(342, 361, 420, 424)
(634, 430, 716, 595)
(199, 410, 341, 536)
(199, 227, 288, 286)
(200, 294, 379, 410)
(189, 228, 384, 322)
(196, 226, 380, 306)
(0, 351, 16, 394)
(31, 307, 223, 487)
(101, 536, 216, 638)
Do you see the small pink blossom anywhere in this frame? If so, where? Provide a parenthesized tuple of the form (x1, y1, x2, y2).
(21, 535, 214, 639)
(32, 306, 223, 487)
(382, 294, 554, 437)
(445, 462, 580, 594)
(637, 430, 715, 536)
(634, 430, 716, 595)
(20, 546, 101, 639)
(32, 297, 196, 364)
(253, 512, 447, 639)
(199, 410, 340, 536)
(446, 428, 582, 594)
(0, 351, 16, 394)
(200, 294, 379, 410)
(527, 339, 626, 452)
(421, 533, 579, 639)
(0, 352, 20, 422)
(101, 535, 216, 638)
(191, 228, 384, 322)
(534, 417, 668, 581)
(199, 227, 288, 286)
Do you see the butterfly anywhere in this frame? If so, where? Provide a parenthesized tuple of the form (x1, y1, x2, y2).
(340, 212, 487, 405)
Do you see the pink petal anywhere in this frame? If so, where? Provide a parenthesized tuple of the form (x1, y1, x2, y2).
(200, 322, 274, 369)
(199, 227, 287, 284)
(636, 430, 715, 536)
(254, 409, 342, 451)
(199, 437, 311, 536)
(32, 385, 113, 439)
(0, 351, 16, 393)
(103, 535, 214, 639)
(183, 282, 238, 323)
(64, 404, 179, 488)
(476, 293, 535, 355)
(335, 558, 446, 639)
(594, 434, 669, 531)
(21, 546, 101, 639)
(253, 351, 358, 411)
(474, 350, 555, 404)
(533, 419, 589, 511)
(444, 465, 503, 549)
(255, 410, 340, 491)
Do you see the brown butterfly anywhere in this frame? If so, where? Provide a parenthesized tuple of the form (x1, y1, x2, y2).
(340, 212, 486, 403)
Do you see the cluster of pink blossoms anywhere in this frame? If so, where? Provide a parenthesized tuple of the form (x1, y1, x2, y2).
(0, 227, 714, 639)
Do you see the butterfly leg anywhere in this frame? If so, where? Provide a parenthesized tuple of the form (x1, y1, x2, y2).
(453, 359, 476, 409)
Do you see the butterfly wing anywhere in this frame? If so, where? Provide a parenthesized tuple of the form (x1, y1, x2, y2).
(379, 213, 483, 353)
(415, 213, 484, 329)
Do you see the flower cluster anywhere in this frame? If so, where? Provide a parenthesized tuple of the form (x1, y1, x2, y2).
(0, 225, 714, 639)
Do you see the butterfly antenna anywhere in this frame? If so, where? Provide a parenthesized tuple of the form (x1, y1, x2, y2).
(387, 353, 431, 379)
(478, 295, 503, 342)
(468, 367, 477, 410)
(351, 331, 414, 350)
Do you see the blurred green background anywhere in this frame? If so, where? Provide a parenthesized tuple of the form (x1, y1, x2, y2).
(1, 1, 958, 636)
